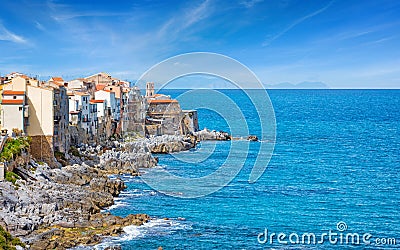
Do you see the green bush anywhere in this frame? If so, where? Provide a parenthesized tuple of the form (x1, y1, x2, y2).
(5, 171, 20, 185)
(69, 146, 81, 157)
(54, 151, 66, 160)
(0, 225, 25, 249)
(0, 137, 31, 162)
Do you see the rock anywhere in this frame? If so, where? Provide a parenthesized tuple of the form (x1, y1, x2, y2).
(247, 135, 259, 141)
(105, 246, 122, 250)
(193, 128, 231, 141)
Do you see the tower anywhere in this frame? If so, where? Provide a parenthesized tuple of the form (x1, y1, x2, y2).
(146, 82, 154, 97)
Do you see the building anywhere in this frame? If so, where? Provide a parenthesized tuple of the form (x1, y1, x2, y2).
(84, 72, 113, 87)
(146, 82, 155, 97)
(95, 89, 118, 120)
(0, 74, 70, 163)
(144, 82, 199, 136)
(45, 77, 70, 153)
(123, 86, 147, 135)
(68, 92, 92, 134)
(0, 90, 28, 135)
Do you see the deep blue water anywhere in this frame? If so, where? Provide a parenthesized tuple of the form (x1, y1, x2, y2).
(100, 89, 400, 249)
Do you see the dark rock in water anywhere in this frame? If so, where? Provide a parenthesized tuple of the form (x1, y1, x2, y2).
(105, 246, 122, 250)
(247, 135, 258, 141)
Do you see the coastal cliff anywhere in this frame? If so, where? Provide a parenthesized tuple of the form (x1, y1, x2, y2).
(0, 135, 199, 249)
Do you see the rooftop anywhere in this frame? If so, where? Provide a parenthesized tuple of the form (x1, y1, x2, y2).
(148, 99, 178, 104)
(90, 99, 105, 103)
(1, 99, 24, 105)
(2, 90, 25, 95)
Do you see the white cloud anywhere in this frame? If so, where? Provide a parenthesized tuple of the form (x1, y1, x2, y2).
(0, 23, 28, 44)
(240, 0, 264, 9)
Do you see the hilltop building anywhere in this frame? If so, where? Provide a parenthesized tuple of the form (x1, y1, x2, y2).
(144, 82, 198, 136)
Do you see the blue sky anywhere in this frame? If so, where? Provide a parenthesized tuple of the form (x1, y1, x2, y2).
(0, 0, 399, 88)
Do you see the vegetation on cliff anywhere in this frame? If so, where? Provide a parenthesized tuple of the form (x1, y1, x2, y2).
(0, 225, 25, 250)
(4, 171, 20, 185)
(0, 137, 31, 162)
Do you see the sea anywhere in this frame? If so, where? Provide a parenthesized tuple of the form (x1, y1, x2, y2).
(87, 89, 400, 249)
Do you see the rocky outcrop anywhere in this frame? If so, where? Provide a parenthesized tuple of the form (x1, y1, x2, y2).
(193, 128, 231, 141)
(144, 135, 196, 153)
(99, 140, 157, 174)
(0, 161, 148, 249)
(247, 135, 259, 141)
(41, 163, 126, 196)
(27, 213, 149, 250)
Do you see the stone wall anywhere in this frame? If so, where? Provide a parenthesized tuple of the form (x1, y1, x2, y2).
(30, 135, 54, 164)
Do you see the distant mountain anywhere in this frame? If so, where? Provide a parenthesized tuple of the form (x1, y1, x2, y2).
(265, 81, 330, 89)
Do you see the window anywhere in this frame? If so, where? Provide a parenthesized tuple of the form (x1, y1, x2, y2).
(13, 96, 17, 99)
(19, 107, 23, 111)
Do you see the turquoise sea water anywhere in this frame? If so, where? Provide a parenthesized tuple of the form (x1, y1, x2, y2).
(101, 89, 400, 249)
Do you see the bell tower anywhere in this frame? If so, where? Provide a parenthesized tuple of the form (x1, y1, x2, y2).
(146, 82, 154, 97)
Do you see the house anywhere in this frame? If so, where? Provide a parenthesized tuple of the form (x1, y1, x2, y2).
(123, 86, 146, 135)
(89, 100, 98, 136)
(0, 90, 28, 135)
(41, 80, 70, 154)
(95, 90, 118, 121)
(84, 72, 113, 87)
(26, 84, 69, 160)
(69, 92, 92, 134)
(1, 74, 70, 163)
(91, 99, 113, 140)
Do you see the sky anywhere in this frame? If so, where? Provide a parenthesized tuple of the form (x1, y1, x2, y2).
(0, 0, 399, 89)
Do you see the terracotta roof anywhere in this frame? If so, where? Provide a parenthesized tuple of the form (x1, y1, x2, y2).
(1, 99, 24, 105)
(148, 99, 178, 104)
(74, 92, 90, 96)
(2, 90, 25, 95)
(19, 75, 30, 80)
(90, 99, 104, 103)
(96, 85, 106, 90)
(51, 77, 64, 82)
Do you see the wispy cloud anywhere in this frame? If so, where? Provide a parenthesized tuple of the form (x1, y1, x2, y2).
(47, 0, 129, 21)
(240, 0, 264, 9)
(35, 21, 46, 31)
(156, 0, 214, 40)
(314, 20, 400, 45)
(0, 22, 28, 44)
(262, 1, 334, 46)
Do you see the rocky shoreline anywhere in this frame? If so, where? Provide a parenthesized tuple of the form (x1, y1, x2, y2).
(0, 129, 252, 249)
(0, 134, 199, 249)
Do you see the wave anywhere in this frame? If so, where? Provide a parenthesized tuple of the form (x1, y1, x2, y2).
(88, 218, 192, 250)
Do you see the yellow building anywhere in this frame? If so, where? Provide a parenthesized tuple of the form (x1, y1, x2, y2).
(0, 75, 70, 163)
